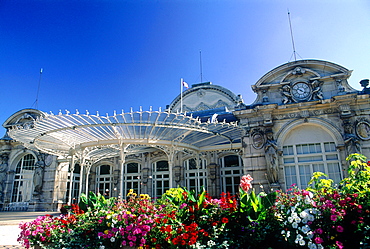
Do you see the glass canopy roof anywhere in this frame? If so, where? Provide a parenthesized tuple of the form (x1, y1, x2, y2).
(9, 110, 243, 161)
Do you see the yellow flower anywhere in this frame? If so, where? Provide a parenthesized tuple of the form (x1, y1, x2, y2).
(104, 230, 109, 235)
(127, 189, 134, 196)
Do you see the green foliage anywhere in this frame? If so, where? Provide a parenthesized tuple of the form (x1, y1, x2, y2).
(239, 188, 277, 221)
(79, 191, 116, 211)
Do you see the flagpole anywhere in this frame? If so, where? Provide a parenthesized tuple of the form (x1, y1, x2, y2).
(180, 78, 183, 113)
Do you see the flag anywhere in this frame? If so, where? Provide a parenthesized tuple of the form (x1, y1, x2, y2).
(182, 81, 189, 88)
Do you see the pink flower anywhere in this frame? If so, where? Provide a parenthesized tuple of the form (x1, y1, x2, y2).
(330, 215, 337, 221)
(336, 241, 344, 249)
(315, 228, 323, 234)
(240, 174, 253, 192)
(314, 237, 323, 244)
(336, 225, 344, 233)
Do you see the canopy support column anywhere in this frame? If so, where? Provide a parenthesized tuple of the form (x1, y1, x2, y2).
(85, 160, 92, 196)
(119, 141, 127, 199)
(78, 157, 85, 201)
(197, 152, 201, 193)
(67, 155, 75, 205)
(166, 146, 178, 189)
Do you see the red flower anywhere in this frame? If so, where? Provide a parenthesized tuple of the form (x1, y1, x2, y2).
(221, 217, 229, 224)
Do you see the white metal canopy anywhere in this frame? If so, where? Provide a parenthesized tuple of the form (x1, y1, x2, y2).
(9, 110, 243, 161)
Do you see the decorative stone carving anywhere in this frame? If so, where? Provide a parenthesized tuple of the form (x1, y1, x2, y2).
(0, 153, 9, 201)
(336, 79, 345, 92)
(343, 120, 361, 155)
(197, 90, 205, 98)
(355, 119, 370, 141)
(280, 85, 293, 104)
(311, 80, 324, 100)
(251, 130, 264, 150)
(292, 67, 306, 75)
(264, 130, 279, 184)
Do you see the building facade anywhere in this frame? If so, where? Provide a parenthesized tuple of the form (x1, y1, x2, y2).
(0, 59, 369, 211)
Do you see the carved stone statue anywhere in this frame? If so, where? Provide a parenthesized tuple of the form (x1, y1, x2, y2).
(280, 85, 292, 104)
(344, 122, 361, 155)
(264, 131, 279, 184)
(0, 153, 9, 201)
(311, 80, 324, 100)
(33, 159, 45, 195)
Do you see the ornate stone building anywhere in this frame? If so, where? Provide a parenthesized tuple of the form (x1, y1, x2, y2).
(0, 59, 369, 211)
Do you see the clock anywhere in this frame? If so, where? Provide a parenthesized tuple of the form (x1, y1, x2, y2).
(291, 82, 311, 100)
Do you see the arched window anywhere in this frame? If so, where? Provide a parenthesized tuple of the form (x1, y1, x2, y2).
(219, 155, 243, 195)
(183, 158, 207, 193)
(282, 125, 342, 189)
(96, 165, 113, 197)
(152, 160, 169, 198)
(11, 154, 36, 202)
(124, 162, 141, 195)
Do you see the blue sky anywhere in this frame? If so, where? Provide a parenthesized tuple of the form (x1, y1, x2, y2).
(1, 0, 370, 134)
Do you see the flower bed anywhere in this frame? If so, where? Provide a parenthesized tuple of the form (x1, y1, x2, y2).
(18, 154, 370, 248)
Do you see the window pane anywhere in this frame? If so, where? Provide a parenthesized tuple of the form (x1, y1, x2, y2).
(299, 165, 311, 189)
(312, 164, 325, 173)
(298, 156, 322, 162)
(224, 155, 239, 167)
(283, 157, 294, 163)
(100, 165, 110, 175)
(127, 163, 139, 173)
(326, 154, 338, 160)
(189, 158, 197, 170)
(156, 161, 169, 171)
(324, 142, 336, 152)
(283, 146, 294, 155)
(327, 163, 342, 184)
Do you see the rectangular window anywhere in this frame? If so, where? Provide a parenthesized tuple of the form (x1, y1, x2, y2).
(283, 142, 342, 189)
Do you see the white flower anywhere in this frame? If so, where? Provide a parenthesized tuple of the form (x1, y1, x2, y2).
(286, 231, 291, 238)
(308, 242, 317, 249)
(304, 196, 312, 204)
(299, 240, 305, 246)
(288, 217, 294, 223)
(301, 225, 310, 234)
(300, 210, 308, 218)
(308, 214, 315, 221)
(207, 240, 216, 247)
(99, 246, 105, 249)
(292, 222, 298, 229)
(317, 245, 324, 249)
(110, 237, 115, 243)
(294, 217, 301, 223)
(307, 231, 314, 239)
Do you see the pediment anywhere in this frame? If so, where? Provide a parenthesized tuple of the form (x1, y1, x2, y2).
(3, 109, 45, 129)
(250, 59, 356, 105)
(253, 59, 351, 89)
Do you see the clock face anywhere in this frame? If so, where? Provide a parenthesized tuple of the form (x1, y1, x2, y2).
(291, 82, 311, 100)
